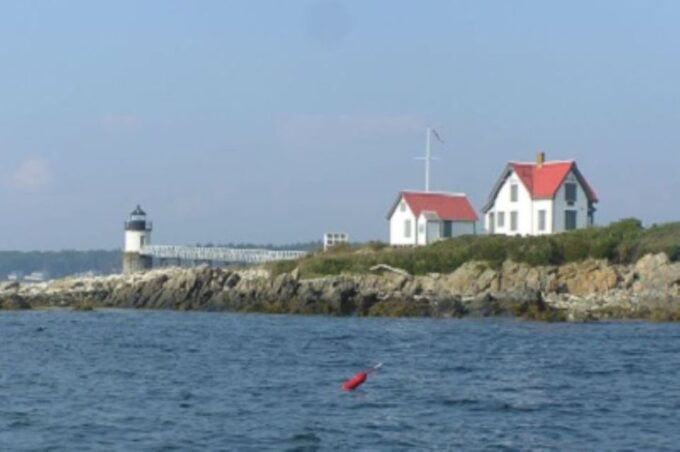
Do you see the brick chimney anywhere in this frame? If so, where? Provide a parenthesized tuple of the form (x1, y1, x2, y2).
(536, 151, 545, 167)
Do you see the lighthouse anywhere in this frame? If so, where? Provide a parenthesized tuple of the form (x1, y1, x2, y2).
(123, 205, 153, 274)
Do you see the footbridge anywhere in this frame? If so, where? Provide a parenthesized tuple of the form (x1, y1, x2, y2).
(140, 245, 308, 265)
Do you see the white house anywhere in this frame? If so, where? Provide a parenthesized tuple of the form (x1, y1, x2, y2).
(482, 152, 598, 236)
(387, 191, 478, 246)
(323, 232, 349, 251)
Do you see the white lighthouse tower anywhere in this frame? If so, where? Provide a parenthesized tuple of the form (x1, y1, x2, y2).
(123, 205, 153, 274)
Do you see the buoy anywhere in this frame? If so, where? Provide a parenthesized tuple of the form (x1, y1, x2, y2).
(342, 363, 382, 391)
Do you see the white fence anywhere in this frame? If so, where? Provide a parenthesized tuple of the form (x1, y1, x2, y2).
(140, 245, 307, 264)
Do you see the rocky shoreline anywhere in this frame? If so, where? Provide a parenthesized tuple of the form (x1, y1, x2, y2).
(1, 253, 679, 321)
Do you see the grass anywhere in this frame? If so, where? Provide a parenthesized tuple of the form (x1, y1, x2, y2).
(267, 219, 680, 278)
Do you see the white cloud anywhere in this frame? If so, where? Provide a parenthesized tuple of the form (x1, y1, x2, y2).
(7, 158, 54, 192)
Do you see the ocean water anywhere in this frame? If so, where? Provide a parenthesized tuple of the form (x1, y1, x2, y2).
(1, 311, 680, 451)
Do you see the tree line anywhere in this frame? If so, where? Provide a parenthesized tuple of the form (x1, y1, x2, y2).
(0, 250, 122, 279)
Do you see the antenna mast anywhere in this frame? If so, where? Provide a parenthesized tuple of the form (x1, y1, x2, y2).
(425, 127, 431, 192)
(415, 127, 440, 192)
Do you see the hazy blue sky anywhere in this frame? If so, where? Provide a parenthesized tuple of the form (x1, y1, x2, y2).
(1, 1, 679, 250)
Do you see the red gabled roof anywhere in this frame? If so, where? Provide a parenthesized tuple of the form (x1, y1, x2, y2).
(510, 161, 598, 202)
(396, 191, 479, 221)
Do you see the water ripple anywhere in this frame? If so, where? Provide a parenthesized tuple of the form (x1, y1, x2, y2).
(1, 311, 679, 450)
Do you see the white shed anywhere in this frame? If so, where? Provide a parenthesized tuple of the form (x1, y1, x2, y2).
(387, 191, 478, 246)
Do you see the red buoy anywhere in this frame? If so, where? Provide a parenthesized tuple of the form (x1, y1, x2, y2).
(342, 363, 382, 391)
(342, 371, 368, 391)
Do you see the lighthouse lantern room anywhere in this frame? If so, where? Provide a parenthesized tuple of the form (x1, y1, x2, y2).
(123, 205, 153, 274)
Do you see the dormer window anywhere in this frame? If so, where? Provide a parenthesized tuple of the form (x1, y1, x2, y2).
(510, 184, 518, 202)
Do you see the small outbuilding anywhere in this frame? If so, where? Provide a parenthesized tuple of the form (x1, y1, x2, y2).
(387, 191, 478, 246)
(323, 232, 349, 251)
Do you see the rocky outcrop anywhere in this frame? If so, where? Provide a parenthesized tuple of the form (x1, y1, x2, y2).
(0, 294, 32, 310)
(2, 254, 680, 321)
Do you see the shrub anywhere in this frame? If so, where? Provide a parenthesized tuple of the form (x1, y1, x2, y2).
(666, 245, 680, 262)
(266, 219, 680, 278)
(364, 241, 388, 252)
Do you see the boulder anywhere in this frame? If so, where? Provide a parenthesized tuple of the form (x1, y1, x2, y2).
(633, 253, 680, 296)
(0, 281, 20, 291)
(1, 295, 31, 310)
(430, 295, 466, 318)
(556, 260, 620, 296)
(442, 262, 500, 296)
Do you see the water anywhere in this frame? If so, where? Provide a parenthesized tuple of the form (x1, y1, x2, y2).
(1, 311, 680, 451)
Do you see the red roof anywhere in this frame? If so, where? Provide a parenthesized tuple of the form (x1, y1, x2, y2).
(396, 191, 479, 221)
(510, 161, 598, 202)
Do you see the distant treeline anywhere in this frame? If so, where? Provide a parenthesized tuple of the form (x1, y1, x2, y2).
(0, 241, 324, 279)
(0, 250, 122, 279)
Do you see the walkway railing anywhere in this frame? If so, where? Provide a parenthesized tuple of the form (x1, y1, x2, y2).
(140, 245, 308, 264)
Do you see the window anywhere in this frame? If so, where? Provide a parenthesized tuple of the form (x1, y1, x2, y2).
(489, 213, 495, 233)
(400, 202, 406, 212)
(418, 224, 425, 234)
(565, 211, 577, 230)
(510, 211, 518, 231)
(565, 183, 577, 204)
(497, 211, 505, 228)
(404, 219, 411, 238)
(538, 210, 546, 231)
(510, 184, 518, 202)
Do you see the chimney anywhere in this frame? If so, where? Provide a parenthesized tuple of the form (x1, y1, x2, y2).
(536, 151, 545, 167)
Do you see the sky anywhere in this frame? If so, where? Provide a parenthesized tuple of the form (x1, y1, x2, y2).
(1, 0, 679, 250)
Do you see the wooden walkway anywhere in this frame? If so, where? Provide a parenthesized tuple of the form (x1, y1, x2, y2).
(140, 245, 307, 264)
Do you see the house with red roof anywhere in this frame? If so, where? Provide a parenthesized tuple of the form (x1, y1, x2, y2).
(482, 152, 598, 235)
(387, 191, 479, 245)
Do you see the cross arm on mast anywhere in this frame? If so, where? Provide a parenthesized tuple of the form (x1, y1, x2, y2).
(413, 127, 444, 192)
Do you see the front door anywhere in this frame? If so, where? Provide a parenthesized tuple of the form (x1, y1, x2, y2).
(426, 221, 441, 244)
(442, 220, 453, 238)
(565, 210, 577, 230)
